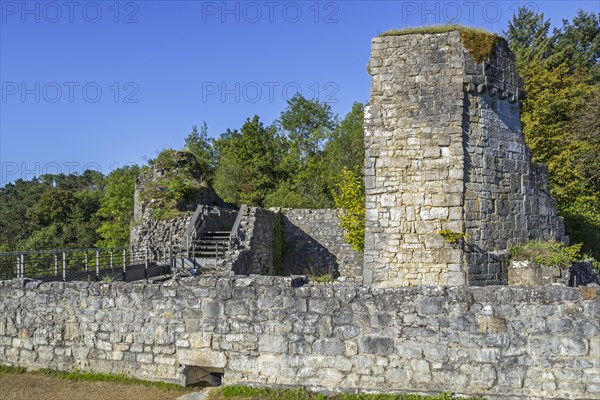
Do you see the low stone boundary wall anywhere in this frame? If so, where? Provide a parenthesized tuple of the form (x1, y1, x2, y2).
(0, 277, 598, 399)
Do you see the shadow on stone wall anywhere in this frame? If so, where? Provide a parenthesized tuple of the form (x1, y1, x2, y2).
(282, 215, 340, 278)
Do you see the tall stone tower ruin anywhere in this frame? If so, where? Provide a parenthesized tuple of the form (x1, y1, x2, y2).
(363, 30, 567, 287)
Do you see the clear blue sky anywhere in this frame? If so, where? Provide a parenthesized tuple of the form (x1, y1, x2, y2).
(1, 0, 598, 185)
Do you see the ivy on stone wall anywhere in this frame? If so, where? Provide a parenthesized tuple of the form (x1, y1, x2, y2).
(332, 168, 365, 253)
(272, 212, 285, 276)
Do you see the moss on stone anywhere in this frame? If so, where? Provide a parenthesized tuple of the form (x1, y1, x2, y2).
(459, 29, 501, 63)
(379, 24, 502, 63)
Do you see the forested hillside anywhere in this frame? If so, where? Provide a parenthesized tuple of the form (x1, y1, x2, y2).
(0, 8, 597, 260)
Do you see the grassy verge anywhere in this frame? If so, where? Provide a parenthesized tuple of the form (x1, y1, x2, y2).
(208, 386, 485, 400)
(0, 364, 197, 393)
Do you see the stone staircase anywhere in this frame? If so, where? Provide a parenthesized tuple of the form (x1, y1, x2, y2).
(172, 231, 230, 275)
(191, 231, 229, 260)
(172, 206, 241, 276)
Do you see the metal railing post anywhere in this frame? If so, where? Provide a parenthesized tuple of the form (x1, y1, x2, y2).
(85, 250, 89, 271)
(54, 253, 58, 276)
(110, 250, 114, 269)
(122, 249, 127, 282)
(95, 249, 100, 281)
(144, 248, 149, 281)
(62, 252, 67, 282)
(20, 254, 25, 277)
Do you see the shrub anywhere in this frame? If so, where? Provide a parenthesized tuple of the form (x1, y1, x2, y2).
(439, 230, 469, 246)
(510, 240, 583, 267)
(332, 168, 365, 252)
(140, 150, 206, 220)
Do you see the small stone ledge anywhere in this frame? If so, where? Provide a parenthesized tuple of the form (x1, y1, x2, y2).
(463, 82, 522, 103)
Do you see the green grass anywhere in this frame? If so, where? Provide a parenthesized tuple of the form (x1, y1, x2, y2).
(210, 386, 485, 400)
(0, 367, 488, 400)
(510, 241, 583, 267)
(379, 24, 489, 37)
(0, 364, 196, 392)
(379, 24, 502, 63)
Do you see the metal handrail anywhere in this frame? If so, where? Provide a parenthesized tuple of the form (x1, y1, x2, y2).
(0, 246, 174, 282)
(229, 204, 247, 242)
(183, 205, 209, 253)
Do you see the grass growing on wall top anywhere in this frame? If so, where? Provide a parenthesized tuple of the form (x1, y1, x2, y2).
(510, 241, 583, 267)
(379, 24, 502, 63)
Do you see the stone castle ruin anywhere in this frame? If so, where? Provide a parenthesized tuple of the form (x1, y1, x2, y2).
(363, 31, 566, 288)
(0, 30, 597, 400)
(133, 31, 567, 289)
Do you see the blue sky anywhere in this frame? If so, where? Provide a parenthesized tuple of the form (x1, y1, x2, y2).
(1, 0, 598, 185)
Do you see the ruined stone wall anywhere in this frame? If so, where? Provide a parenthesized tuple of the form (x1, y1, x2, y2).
(364, 32, 467, 287)
(0, 278, 598, 399)
(219, 208, 363, 279)
(364, 31, 566, 287)
(282, 209, 363, 280)
(130, 150, 233, 255)
(130, 213, 192, 255)
(462, 40, 566, 285)
(220, 207, 276, 276)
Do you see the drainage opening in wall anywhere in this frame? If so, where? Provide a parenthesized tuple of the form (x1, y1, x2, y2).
(181, 365, 224, 387)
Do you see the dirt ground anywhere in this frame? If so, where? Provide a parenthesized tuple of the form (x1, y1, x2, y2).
(0, 372, 205, 400)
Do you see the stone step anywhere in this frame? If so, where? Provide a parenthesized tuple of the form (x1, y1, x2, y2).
(193, 243, 228, 249)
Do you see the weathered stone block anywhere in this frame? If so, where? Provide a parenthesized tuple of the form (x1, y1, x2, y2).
(358, 336, 394, 356)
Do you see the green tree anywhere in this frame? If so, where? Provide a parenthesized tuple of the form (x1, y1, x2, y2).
(213, 116, 280, 206)
(520, 63, 592, 201)
(570, 90, 600, 193)
(547, 11, 600, 81)
(325, 102, 365, 176)
(278, 94, 338, 163)
(0, 178, 51, 250)
(184, 122, 216, 180)
(11, 171, 106, 250)
(505, 7, 553, 70)
(265, 158, 331, 208)
(27, 188, 77, 228)
(264, 94, 340, 208)
(507, 8, 600, 258)
(96, 165, 140, 247)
